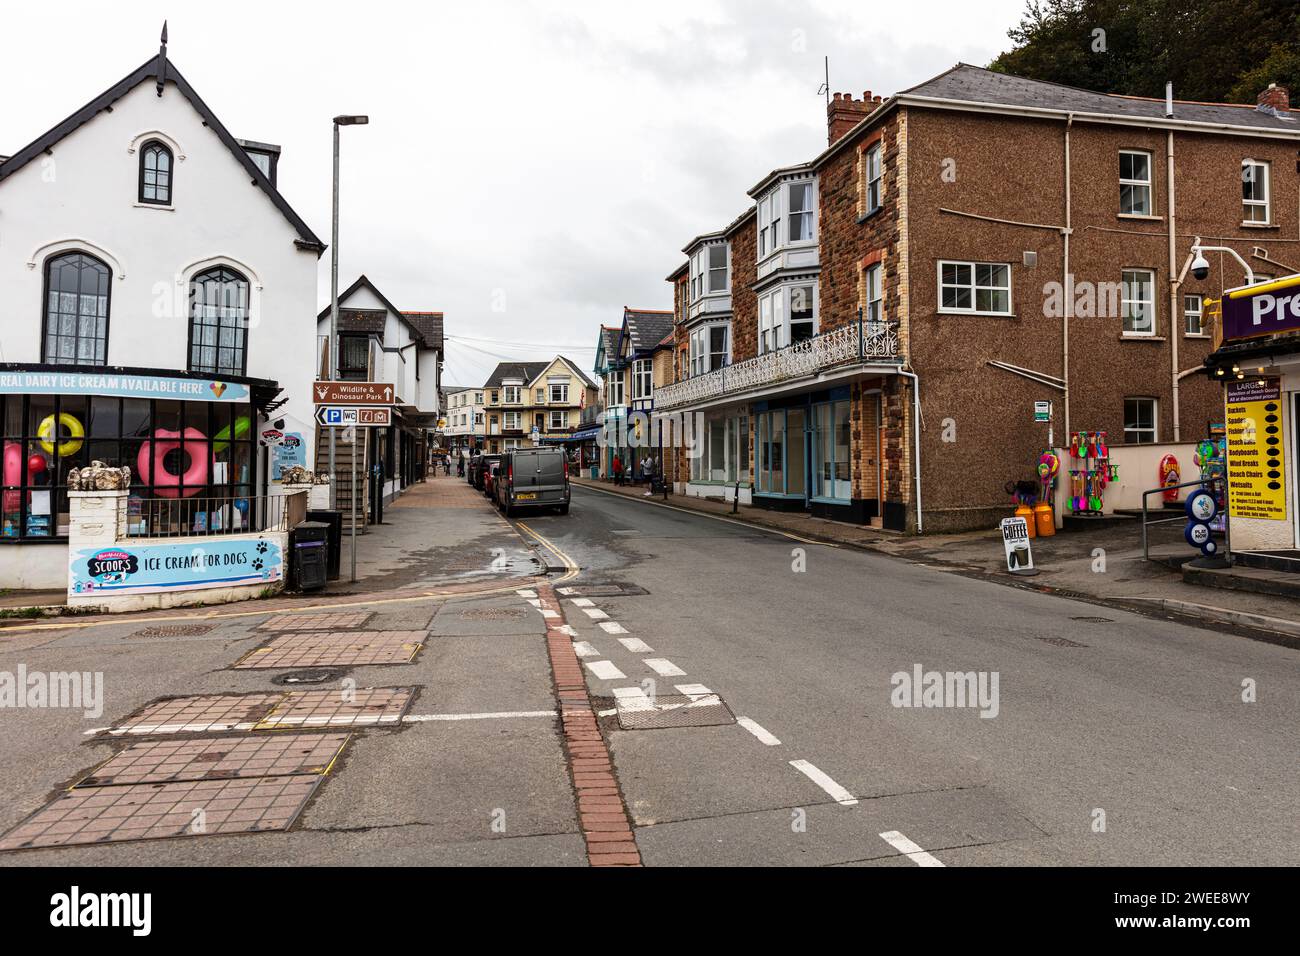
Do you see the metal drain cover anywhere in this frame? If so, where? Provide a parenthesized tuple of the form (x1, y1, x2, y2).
(1070, 616, 1113, 623)
(132, 623, 216, 637)
(1037, 635, 1089, 647)
(271, 669, 345, 686)
(459, 607, 526, 621)
(615, 693, 735, 731)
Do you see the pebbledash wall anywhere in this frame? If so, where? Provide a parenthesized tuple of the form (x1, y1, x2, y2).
(663, 66, 1300, 533)
(0, 51, 321, 589)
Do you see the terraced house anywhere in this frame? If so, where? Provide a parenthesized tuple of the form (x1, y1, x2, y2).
(593, 308, 674, 478)
(479, 358, 597, 455)
(659, 64, 1300, 532)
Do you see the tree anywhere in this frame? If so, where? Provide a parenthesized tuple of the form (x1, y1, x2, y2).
(990, 0, 1299, 104)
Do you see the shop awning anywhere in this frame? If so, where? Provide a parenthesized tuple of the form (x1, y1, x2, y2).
(567, 426, 603, 442)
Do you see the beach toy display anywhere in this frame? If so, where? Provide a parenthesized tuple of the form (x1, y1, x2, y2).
(1068, 430, 1115, 516)
(137, 427, 211, 498)
(36, 412, 85, 457)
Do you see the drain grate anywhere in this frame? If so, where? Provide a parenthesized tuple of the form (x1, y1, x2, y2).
(131, 623, 216, 638)
(1070, 616, 1114, 623)
(557, 583, 649, 598)
(0, 776, 320, 850)
(271, 669, 344, 686)
(459, 607, 527, 621)
(1037, 635, 1089, 647)
(75, 733, 350, 787)
(615, 692, 735, 731)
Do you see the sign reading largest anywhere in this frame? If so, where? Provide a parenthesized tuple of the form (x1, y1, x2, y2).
(1225, 378, 1287, 521)
(1220, 274, 1300, 342)
(69, 537, 283, 596)
(0, 370, 250, 403)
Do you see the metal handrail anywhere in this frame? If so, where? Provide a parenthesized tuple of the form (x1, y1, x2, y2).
(1141, 477, 1230, 562)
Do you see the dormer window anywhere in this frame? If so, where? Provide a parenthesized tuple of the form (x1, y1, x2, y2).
(139, 140, 173, 205)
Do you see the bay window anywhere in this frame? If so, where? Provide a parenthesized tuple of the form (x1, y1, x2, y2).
(688, 323, 729, 376)
(758, 281, 819, 353)
(632, 359, 652, 400)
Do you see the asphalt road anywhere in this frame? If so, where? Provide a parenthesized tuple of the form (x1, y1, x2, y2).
(519, 484, 1300, 866)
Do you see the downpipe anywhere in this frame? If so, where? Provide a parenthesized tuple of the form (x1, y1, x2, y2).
(897, 368, 923, 534)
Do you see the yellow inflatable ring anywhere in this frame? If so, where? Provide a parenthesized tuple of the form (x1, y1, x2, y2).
(37, 412, 85, 457)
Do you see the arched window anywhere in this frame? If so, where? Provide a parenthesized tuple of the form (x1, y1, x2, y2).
(188, 267, 249, 376)
(139, 140, 173, 204)
(43, 252, 110, 365)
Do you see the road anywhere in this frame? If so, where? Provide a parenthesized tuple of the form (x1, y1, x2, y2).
(0, 475, 1294, 866)
(519, 484, 1299, 866)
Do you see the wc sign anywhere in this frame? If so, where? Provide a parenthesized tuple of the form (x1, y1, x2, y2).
(999, 516, 1036, 575)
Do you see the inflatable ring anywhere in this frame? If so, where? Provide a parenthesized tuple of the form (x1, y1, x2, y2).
(37, 413, 85, 457)
(137, 427, 211, 499)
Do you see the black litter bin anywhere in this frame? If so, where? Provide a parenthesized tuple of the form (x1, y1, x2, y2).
(307, 509, 342, 580)
(291, 521, 329, 592)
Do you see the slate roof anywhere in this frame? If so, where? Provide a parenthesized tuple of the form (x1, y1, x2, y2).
(483, 362, 549, 389)
(623, 309, 674, 354)
(0, 54, 325, 251)
(899, 63, 1300, 133)
(403, 312, 444, 354)
(338, 309, 386, 334)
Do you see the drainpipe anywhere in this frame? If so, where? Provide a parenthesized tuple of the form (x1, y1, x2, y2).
(897, 369, 923, 533)
(1063, 112, 1074, 438)
(1167, 124, 1181, 440)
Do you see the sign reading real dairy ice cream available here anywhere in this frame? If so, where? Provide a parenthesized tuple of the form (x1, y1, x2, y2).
(1225, 378, 1286, 521)
(0, 371, 250, 402)
(1221, 274, 1300, 342)
(69, 538, 283, 596)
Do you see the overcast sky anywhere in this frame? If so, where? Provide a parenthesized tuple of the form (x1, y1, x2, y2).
(2, 0, 1025, 386)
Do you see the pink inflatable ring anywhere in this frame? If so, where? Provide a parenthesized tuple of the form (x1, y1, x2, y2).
(138, 428, 211, 498)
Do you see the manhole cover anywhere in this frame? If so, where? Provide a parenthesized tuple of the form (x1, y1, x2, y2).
(615, 692, 735, 731)
(1070, 616, 1114, 623)
(1037, 635, 1089, 647)
(556, 583, 649, 598)
(459, 607, 526, 621)
(271, 669, 344, 686)
(131, 623, 216, 637)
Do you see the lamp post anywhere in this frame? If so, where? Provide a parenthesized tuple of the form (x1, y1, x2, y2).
(328, 114, 369, 513)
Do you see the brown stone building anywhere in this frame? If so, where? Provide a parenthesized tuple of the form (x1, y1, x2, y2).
(657, 64, 1300, 532)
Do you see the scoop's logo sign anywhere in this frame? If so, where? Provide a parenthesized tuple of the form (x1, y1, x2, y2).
(85, 549, 138, 582)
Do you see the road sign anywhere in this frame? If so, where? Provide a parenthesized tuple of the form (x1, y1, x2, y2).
(1034, 401, 1052, 423)
(312, 381, 395, 406)
(315, 405, 392, 427)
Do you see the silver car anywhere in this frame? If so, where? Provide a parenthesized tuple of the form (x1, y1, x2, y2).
(496, 447, 571, 516)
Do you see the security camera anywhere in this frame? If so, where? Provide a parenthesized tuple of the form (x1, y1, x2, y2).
(1190, 251, 1210, 282)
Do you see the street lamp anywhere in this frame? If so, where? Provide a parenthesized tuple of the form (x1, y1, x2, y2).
(328, 114, 369, 512)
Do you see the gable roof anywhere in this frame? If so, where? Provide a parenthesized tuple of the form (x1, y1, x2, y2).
(595, 325, 620, 373)
(899, 63, 1300, 134)
(0, 54, 325, 252)
(529, 355, 596, 390)
(317, 275, 442, 351)
(403, 312, 444, 355)
(623, 308, 673, 355)
(483, 361, 549, 389)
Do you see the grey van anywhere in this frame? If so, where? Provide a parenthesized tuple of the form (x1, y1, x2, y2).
(496, 447, 570, 516)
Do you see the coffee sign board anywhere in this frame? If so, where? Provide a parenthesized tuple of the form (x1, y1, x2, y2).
(1220, 274, 1300, 342)
(999, 516, 1035, 574)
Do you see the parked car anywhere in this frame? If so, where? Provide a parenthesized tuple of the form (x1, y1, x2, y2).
(484, 461, 501, 499)
(471, 454, 500, 491)
(495, 446, 570, 516)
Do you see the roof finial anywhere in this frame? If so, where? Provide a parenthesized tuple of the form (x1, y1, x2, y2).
(155, 21, 168, 96)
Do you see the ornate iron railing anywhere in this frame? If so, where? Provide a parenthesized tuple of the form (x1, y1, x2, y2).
(656, 320, 900, 410)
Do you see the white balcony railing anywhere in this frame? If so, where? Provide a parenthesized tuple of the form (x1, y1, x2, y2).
(656, 320, 900, 410)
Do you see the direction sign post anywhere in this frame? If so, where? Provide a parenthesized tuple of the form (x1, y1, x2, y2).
(312, 381, 396, 406)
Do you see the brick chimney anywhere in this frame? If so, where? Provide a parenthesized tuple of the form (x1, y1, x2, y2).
(1257, 82, 1290, 113)
(827, 91, 878, 146)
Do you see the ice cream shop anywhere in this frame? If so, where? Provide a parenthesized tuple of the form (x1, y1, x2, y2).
(1203, 273, 1300, 565)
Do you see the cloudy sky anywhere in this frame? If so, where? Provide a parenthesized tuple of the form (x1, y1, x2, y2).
(2, 0, 1025, 386)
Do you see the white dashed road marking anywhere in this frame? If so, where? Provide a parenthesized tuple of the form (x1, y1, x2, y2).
(581, 608, 609, 620)
(572, 641, 599, 658)
(789, 759, 858, 806)
(617, 636, 651, 652)
(737, 717, 781, 746)
(568, 598, 595, 607)
(549, 624, 578, 637)
(539, 609, 559, 619)
(612, 686, 655, 711)
(585, 660, 626, 680)
(598, 621, 629, 635)
(674, 683, 712, 701)
(515, 589, 537, 598)
(878, 830, 945, 867)
(403, 710, 556, 722)
(644, 658, 686, 677)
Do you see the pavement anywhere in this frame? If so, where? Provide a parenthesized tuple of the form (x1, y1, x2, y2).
(0, 471, 1295, 866)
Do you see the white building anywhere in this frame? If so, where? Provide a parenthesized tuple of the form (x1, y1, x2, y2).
(0, 42, 323, 588)
(443, 386, 486, 453)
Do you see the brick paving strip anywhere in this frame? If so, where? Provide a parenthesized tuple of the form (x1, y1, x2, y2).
(535, 583, 642, 867)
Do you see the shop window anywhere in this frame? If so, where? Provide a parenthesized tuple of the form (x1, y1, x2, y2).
(1123, 397, 1158, 444)
(814, 400, 852, 501)
(139, 140, 173, 205)
(1119, 150, 1152, 215)
(43, 252, 110, 365)
(189, 267, 250, 376)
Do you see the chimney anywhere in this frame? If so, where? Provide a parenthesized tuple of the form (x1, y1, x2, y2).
(827, 91, 875, 146)
(1257, 82, 1290, 113)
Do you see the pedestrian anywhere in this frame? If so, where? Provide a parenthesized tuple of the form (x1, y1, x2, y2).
(612, 454, 623, 486)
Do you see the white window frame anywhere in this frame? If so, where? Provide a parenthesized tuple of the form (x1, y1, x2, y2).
(1123, 397, 1158, 444)
(504, 411, 521, 430)
(1121, 268, 1156, 336)
(502, 385, 521, 404)
(688, 323, 730, 376)
(690, 249, 704, 301)
(864, 262, 883, 323)
(758, 281, 819, 354)
(786, 180, 816, 245)
(757, 191, 780, 258)
(1242, 160, 1270, 224)
(1183, 294, 1204, 336)
(937, 260, 1012, 316)
(707, 243, 729, 293)
(632, 358, 652, 400)
(864, 143, 882, 214)
(608, 375, 625, 408)
(474, 392, 484, 404)
(1119, 149, 1153, 216)
(549, 382, 568, 403)
(549, 410, 566, 430)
